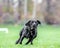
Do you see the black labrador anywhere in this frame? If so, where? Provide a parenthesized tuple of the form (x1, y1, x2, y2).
(16, 20, 41, 45)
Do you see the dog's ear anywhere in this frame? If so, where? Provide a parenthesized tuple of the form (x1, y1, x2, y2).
(37, 20, 41, 24)
(25, 20, 31, 26)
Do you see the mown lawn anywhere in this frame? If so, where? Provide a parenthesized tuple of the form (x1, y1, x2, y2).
(0, 25, 60, 48)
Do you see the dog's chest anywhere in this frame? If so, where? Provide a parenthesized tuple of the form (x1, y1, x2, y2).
(30, 29, 36, 35)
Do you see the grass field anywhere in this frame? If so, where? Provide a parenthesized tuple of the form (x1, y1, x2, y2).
(0, 25, 60, 48)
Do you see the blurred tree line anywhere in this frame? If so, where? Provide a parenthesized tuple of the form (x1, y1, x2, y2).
(0, 0, 60, 25)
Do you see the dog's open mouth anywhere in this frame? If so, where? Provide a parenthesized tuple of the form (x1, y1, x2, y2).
(31, 26, 36, 30)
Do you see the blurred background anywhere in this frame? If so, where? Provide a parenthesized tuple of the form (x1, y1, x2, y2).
(0, 0, 60, 25)
(0, 0, 60, 48)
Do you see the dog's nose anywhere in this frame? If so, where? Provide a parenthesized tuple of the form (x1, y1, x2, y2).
(32, 22, 36, 26)
(33, 22, 36, 25)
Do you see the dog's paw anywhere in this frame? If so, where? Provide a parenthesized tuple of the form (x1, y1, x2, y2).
(31, 42, 33, 45)
(15, 42, 18, 44)
(20, 42, 22, 44)
(25, 43, 28, 45)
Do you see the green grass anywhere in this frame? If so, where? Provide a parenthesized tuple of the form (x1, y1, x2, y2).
(0, 25, 60, 48)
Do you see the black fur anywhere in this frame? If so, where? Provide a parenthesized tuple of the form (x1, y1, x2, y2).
(16, 20, 41, 45)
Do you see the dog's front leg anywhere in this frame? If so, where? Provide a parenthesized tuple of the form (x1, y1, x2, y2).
(16, 37, 20, 44)
(25, 38, 33, 45)
(31, 39, 33, 45)
(19, 35, 24, 44)
(25, 38, 31, 45)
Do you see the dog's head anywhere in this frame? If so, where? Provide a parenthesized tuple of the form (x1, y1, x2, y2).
(25, 20, 41, 29)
